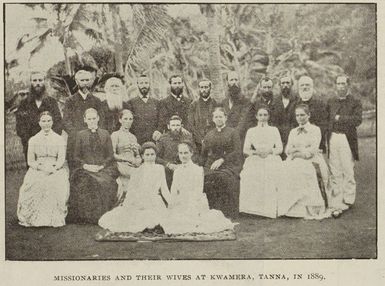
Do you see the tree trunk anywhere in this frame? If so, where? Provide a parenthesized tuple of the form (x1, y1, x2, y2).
(205, 4, 224, 102)
(111, 5, 123, 74)
(63, 45, 72, 76)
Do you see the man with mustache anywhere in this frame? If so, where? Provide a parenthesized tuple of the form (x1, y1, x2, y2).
(219, 71, 248, 134)
(156, 115, 196, 187)
(158, 75, 192, 136)
(63, 66, 105, 169)
(293, 75, 328, 153)
(125, 74, 162, 144)
(188, 79, 220, 153)
(239, 77, 283, 142)
(16, 71, 63, 165)
(327, 75, 362, 218)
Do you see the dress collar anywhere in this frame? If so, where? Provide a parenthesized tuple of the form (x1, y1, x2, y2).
(216, 125, 226, 132)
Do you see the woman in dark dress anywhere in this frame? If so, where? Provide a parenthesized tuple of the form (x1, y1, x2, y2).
(67, 108, 119, 224)
(201, 107, 243, 218)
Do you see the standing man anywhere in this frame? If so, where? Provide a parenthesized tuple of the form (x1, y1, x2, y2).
(327, 75, 362, 217)
(156, 115, 196, 187)
(125, 74, 162, 144)
(239, 77, 283, 142)
(16, 71, 63, 164)
(158, 75, 192, 136)
(276, 75, 297, 148)
(219, 71, 248, 132)
(294, 75, 328, 153)
(188, 79, 219, 153)
(63, 66, 105, 168)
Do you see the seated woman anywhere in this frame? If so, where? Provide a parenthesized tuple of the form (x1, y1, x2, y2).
(111, 109, 141, 202)
(67, 108, 119, 224)
(239, 106, 283, 218)
(162, 141, 236, 234)
(17, 111, 69, 227)
(101, 76, 128, 133)
(98, 142, 170, 233)
(201, 107, 243, 218)
(280, 104, 330, 220)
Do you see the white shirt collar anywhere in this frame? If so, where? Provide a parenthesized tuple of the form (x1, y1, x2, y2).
(79, 90, 88, 100)
(216, 124, 226, 132)
(201, 96, 211, 102)
(171, 93, 182, 101)
(298, 122, 311, 130)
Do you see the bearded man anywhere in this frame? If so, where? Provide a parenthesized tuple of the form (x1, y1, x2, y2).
(293, 75, 328, 153)
(16, 71, 63, 164)
(156, 115, 196, 187)
(63, 66, 105, 168)
(188, 79, 220, 153)
(239, 77, 283, 142)
(219, 71, 248, 132)
(158, 75, 192, 135)
(125, 74, 162, 144)
(101, 76, 127, 133)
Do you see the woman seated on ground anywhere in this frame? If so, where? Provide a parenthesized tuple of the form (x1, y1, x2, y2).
(239, 106, 283, 218)
(67, 108, 119, 224)
(111, 109, 141, 203)
(162, 141, 236, 234)
(101, 76, 128, 133)
(280, 104, 330, 220)
(201, 107, 243, 219)
(17, 111, 69, 227)
(98, 142, 170, 233)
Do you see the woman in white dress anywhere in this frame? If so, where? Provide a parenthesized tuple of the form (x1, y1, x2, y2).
(110, 110, 141, 202)
(98, 142, 171, 233)
(17, 111, 69, 227)
(280, 104, 330, 219)
(162, 141, 236, 234)
(239, 106, 283, 218)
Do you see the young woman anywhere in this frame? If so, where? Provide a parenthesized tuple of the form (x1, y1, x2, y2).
(239, 106, 283, 218)
(67, 108, 119, 224)
(201, 107, 243, 218)
(280, 104, 330, 219)
(17, 111, 69, 227)
(98, 142, 170, 233)
(110, 109, 141, 202)
(162, 141, 236, 234)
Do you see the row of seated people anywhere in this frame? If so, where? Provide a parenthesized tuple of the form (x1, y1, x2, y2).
(17, 103, 334, 235)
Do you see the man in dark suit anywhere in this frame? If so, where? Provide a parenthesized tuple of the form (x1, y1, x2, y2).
(158, 75, 192, 136)
(327, 75, 362, 217)
(16, 71, 63, 165)
(293, 75, 328, 153)
(125, 74, 162, 144)
(239, 77, 283, 142)
(219, 71, 249, 138)
(188, 78, 219, 153)
(63, 66, 105, 169)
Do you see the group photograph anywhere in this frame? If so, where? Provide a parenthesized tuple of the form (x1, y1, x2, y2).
(3, 2, 377, 260)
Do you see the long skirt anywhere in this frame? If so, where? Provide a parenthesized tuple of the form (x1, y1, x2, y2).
(279, 158, 329, 219)
(17, 166, 70, 227)
(67, 167, 118, 224)
(203, 169, 240, 218)
(239, 155, 282, 218)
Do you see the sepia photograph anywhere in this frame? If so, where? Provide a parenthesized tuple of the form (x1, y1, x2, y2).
(3, 0, 377, 265)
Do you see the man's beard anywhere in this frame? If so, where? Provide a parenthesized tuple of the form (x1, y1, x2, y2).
(30, 85, 46, 99)
(228, 84, 241, 102)
(281, 87, 291, 98)
(106, 92, 123, 111)
(299, 88, 314, 102)
(170, 129, 182, 138)
(200, 91, 210, 99)
(171, 87, 183, 97)
(261, 90, 273, 102)
(139, 87, 149, 97)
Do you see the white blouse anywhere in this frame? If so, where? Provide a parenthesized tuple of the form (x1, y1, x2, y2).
(243, 125, 283, 156)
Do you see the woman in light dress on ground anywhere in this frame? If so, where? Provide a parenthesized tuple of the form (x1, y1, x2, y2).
(17, 111, 69, 227)
(162, 141, 236, 234)
(110, 109, 141, 202)
(98, 142, 171, 233)
(281, 104, 330, 219)
(239, 106, 284, 218)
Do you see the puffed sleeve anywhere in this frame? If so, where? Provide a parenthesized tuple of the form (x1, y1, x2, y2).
(243, 128, 254, 156)
(27, 137, 38, 169)
(304, 126, 321, 156)
(55, 136, 66, 169)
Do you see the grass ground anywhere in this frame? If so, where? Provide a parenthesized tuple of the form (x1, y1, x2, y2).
(4, 137, 376, 260)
